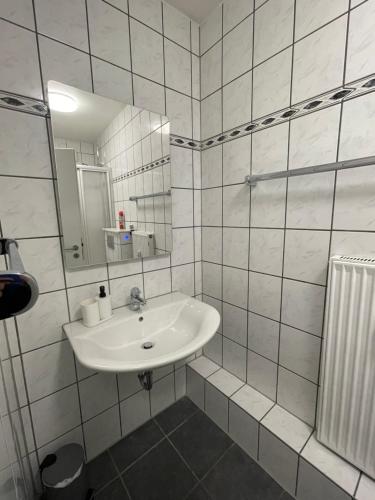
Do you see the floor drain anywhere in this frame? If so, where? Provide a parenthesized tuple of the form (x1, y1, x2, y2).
(142, 342, 154, 350)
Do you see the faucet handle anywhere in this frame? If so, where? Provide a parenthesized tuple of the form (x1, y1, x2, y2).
(130, 286, 141, 298)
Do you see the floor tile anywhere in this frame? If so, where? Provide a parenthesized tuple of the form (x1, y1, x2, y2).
(122, 439, 196, 500)
(170, 411, 232, 478)
(155, 396, 198, 434)
(94, 478, 130, 500)
(185, 484, 212, 500)
(203, 444, 286, 500)
(109, 419, 164, 472)
(87, 451, 117, 491)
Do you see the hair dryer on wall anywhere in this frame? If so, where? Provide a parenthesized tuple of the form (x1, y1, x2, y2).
(0, 239, 39, 320)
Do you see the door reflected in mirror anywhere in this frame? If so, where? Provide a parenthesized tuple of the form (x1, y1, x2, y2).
(49, 81, 172, 269)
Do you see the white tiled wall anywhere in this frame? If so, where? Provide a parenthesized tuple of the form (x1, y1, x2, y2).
(0, 0, 200, 496)
(200, 0, 375, 433)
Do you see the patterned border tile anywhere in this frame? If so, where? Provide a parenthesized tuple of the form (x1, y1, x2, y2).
(0, 91, 48, 116)
(112, 154, 170, 183)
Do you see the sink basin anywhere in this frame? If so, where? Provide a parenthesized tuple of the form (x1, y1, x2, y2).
(63, 292, 220, 372)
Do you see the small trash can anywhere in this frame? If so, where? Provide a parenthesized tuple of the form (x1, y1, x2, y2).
(40, 443, 92, 500)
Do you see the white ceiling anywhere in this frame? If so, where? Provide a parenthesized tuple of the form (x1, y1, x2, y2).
(48, 81, 125, 143)
(165, 0, 221, 23)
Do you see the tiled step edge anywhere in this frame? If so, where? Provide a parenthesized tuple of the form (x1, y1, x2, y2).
(187, 356, 374, 500)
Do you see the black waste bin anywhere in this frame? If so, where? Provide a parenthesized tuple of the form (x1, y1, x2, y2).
(40, 443, 92, 500)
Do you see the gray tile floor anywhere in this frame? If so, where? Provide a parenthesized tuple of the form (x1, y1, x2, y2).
(88, 397, 292, 500)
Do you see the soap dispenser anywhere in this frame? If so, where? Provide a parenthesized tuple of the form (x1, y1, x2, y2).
(97, 285, 112, 320)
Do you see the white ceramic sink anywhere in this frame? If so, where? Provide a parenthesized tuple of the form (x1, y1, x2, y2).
(63, 292, 220, 373)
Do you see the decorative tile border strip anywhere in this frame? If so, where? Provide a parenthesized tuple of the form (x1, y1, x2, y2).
(170, 134, 201, 151)
(0, 91, 48, 117)
(112, 154, 170, 183)
(200, 73, 375, 150)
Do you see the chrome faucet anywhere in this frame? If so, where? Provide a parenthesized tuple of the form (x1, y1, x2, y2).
(129, 287, 146, 312)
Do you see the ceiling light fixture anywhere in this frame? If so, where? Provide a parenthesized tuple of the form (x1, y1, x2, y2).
(49, 92, 78, 113)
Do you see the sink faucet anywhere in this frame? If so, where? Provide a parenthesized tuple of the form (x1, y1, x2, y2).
(129, 287, 146, 312)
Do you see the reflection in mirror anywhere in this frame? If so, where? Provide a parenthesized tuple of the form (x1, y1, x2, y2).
(48, 81, 172, 269)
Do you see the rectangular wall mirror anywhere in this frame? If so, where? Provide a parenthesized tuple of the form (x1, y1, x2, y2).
(48, 81, 172, 269)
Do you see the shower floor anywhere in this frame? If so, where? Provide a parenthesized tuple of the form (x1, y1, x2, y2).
(88, 397, 292, 500)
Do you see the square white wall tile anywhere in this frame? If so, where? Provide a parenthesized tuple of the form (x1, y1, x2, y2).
(289, 106, 341, 171)
(150, 373, 175, 415)
(163, 2, 190, 50)
(334, 164, 375, 231)
(203, 333, 223, 366)
(23, 341, 75, 402)
(223, 227, 249, 269)
(172, 188, 193, 227)
(17, 290, 68, 352)
(18, 238, 65, 294)
(0, 108, 51, 178)
(187, 367, 204, 409)
(279, 325, 321, 383)
(92, 57, 133, 103)
(229, 401, 258, 459)
(277, 367, 317, 426)
(330, 231, 375, 258)
(282, 279, 325, 336)
(252, 122, 289, 175)
(223, 302, 247, 347)
(88, 0, 130, 69)
(249, 272, 282, 321)
(0, 178, 58, 239)
(295, 0, 349, 40)
(259, 426, 298, 495)
(339, 93, 375, 161)
(144, 268, 171, 298)
(121, 389, 151, 435)
(35, 0, 89, 51)
(248, 312, 279, 362)
(66, 264, 108, 287)
(31, 385, 81, 447)
(205, 382, 229, 432)
(223, 337, 247, 381)
(130, 19, 164, 83)
(171, 146, 193, 189)
(223, 72, 252, 132)
(207, 367, 244, 396)
(247, 350, 277, 400)
(292, 16, 347, 103)
(223, 266, 248, 309)
(254, 0, 294, 65)
(297, 458, 352, 500)
(223, 184, 250, 227)
(200, 5, 222, 54)
(164, 39, 191, 96)
(253, 48, 292, 119)
(346, 0, 375, 83)
(201, 42, 222, 99)
(39, 36, 92, 94)
(84, 406, 121, 460)
(133, 75, 165, 116)
(202, 188, 222, 226)
(0, 0, 35, 30)
(166, 89, 192, 137)
(0, 20, 42, 100)
(79, 372, 118, 421)
(202, 262, 222, 299)
(202, 226, 222, 264)
(202, 145, 222, 189)
(286, 172, 335, 230)
(201, 91, 222, 140)
(249, 228, 284, 276)
(129, 0, 162, 32)
(283, 229, 330, 285)
(251, 179, 286, 229)
(223, 0, 254, 34)
(223, 16, 253, 84)
(223, 134, 251, 185)
(172, 263, 195, 296)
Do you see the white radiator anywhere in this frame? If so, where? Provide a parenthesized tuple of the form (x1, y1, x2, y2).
(317, 255, 375, 479)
